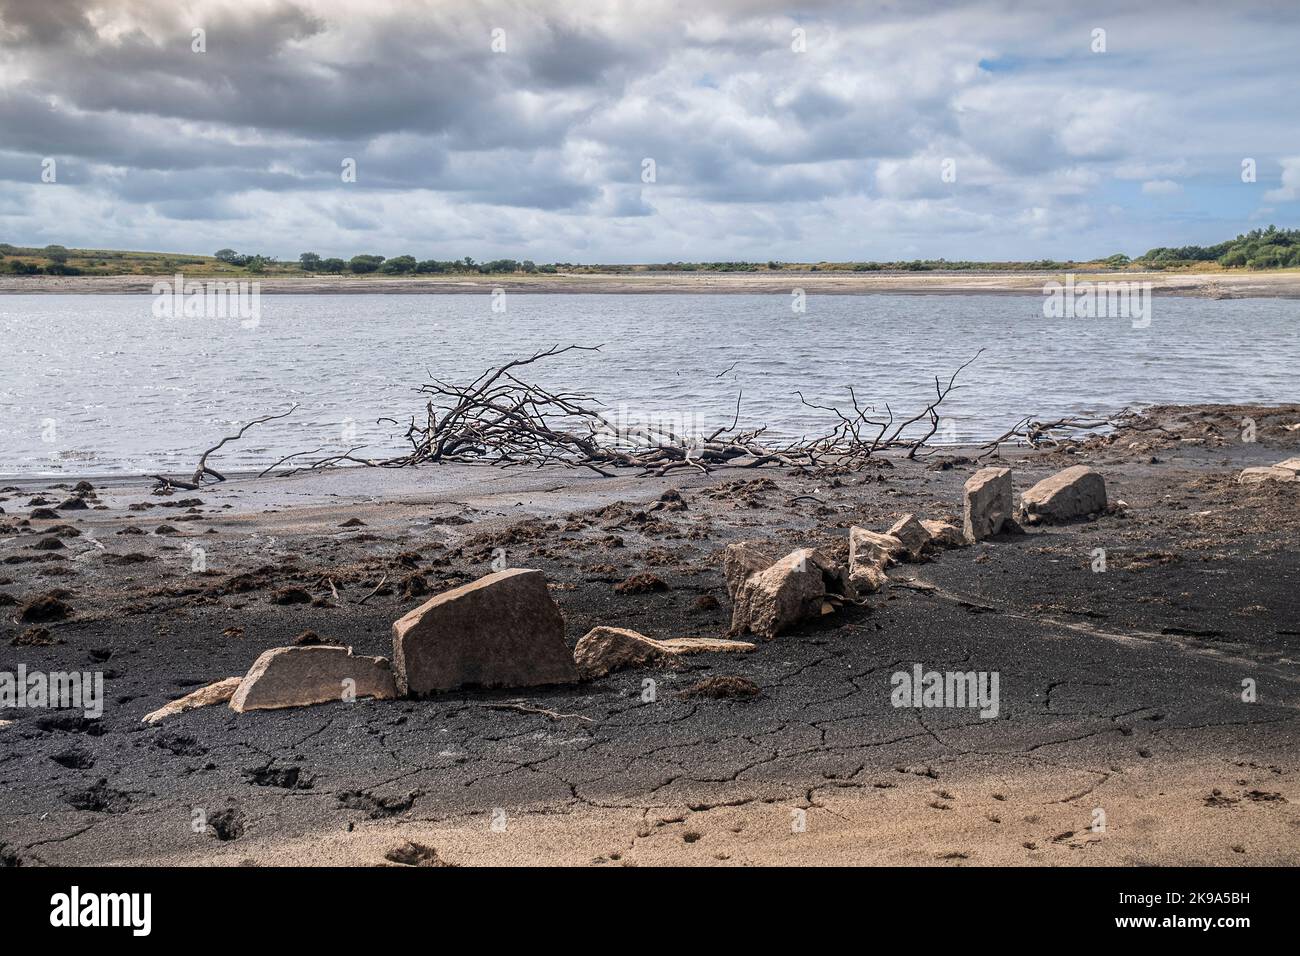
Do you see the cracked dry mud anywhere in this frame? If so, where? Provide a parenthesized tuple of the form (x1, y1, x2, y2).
(1, 404, 1298, 866)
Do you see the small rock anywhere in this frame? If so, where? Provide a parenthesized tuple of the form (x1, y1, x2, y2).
(339, 517, 366, 527)
(56, 497, 88, 511)
(230, 646, 398, 712)
(886, 514, 929, 561)
(385, 841, 456, 867)
(689, 594, 721, 614)
(1239, 458, 1300, 484)
(270, 587, 312, 605)
(677, 676, 760, 700)
(292, 630, 338, 646)
(920, 519, 965, 550)
(848, 527, 905, 593)
(1019, 465, 1107, 523)
(963, 467, 1012, 542)
(392, 568, 578, 695)
(399, 572, 430, 598)
(142, 677, 242, 724)
(573, 626, 755, 679)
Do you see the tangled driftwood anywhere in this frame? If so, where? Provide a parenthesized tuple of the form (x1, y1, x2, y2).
(155, 344, 1124, 484)
(274, 343, 988, 476)
(979, 409, 1138, 456)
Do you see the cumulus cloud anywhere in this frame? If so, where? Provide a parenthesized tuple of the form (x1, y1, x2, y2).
(0, 0, 1297, 261)
(1264, 157, 1300, 202)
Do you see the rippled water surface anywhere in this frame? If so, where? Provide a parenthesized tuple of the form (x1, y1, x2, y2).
(1, 293, 1295, 476)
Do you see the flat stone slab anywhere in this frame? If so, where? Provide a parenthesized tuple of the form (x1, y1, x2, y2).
(230, 646, 397, 713)
(1238, 465, 1300, 484)
(392, 568, 578, 694)
(963, 467, 1012, 541)
(143, 677, 242, 724)
(574, 626, 755, 679)
(1020, 465, 1107, 523)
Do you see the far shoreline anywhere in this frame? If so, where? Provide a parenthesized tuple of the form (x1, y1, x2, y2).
(4, 269, 1300, 297)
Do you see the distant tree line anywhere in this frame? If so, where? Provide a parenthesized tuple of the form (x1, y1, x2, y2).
(1135, 226, 1300, 269)
(0, 243, 83, 275)
(297, 252, 547, 275)
(4, 233, 1300, 277)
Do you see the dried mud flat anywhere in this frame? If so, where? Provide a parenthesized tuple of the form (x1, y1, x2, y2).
(1, 403, 1298, 867)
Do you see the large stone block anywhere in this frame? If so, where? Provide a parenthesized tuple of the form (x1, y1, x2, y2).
(726, 546, 849, 639)
(392, 568, 577, 694)
(1019, 465, 1108, 523)
(963, 467, 1013, 542)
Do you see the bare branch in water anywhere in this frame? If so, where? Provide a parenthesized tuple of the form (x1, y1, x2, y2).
(152, 403, 298, 490)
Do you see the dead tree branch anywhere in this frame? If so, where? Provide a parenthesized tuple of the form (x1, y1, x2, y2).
(265, 346, 986, 478)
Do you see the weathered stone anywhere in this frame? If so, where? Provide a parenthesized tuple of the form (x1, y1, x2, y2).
(848, 560, 888, 594)
(963, 467, 1013, 542)
(886, 514, 929, 560)
(574, 626, 754, 679)
(1241, 457, 1300, 484)
(1019, 465, 1108, 524)
(142, 677, 242, 724)
(229, 646, 397, 712)
(847, 527, 904, 593)
(391, 568, 577, 695)
(723, 541, 775, 599)
(1239, 465, 1300, 484)
(920, 519, 965, 550)
(729, 547, 848, 639)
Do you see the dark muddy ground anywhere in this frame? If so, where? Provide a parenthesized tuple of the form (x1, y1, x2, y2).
(1, 404, 1298, 865)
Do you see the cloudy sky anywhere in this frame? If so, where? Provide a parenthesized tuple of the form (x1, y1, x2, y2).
(1, 0, 1298, 263)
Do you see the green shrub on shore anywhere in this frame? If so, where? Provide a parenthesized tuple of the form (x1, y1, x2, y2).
(1137, 226, 1300, 269)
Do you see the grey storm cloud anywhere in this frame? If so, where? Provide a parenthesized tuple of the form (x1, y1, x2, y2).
(0, 0, 1298, 261)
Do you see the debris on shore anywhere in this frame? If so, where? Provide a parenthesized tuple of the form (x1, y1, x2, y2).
(1238, 456, 1300, 484)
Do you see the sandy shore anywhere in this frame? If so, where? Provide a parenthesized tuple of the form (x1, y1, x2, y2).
(2, 404, 1299, 866)
(3, 270, 1300, 297)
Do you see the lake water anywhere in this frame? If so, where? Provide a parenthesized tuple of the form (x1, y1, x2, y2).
(1, 293, 1295, 477)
